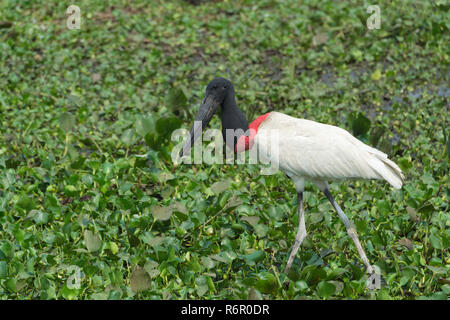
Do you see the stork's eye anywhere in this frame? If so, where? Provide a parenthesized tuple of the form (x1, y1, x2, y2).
(223, 86, 227, 89)
(212, 85, 218, 90)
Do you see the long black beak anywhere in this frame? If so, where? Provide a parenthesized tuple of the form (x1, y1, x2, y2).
(179, 94, 219, 158)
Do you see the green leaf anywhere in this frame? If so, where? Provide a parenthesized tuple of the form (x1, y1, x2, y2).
(255, 272, 278, 294)
(241, 216, 260, 226)
(87, 160, 102, 171)
(294, 280, 308, 291)
(398, 157, 412, 171)
(428, 292, 448, 300)
(317, 281, 336, 298)
(64, 185, 78, 197)
(121, 128, 135, 146)
(172, 201, 188, 215)
(108, 289, 122, 300)
(33, 210, 49, 225)
(200, 256, 216, 270)
(16, 196, 35, 212)
(328, 281, 344, 294)
(369, 126, 384, 147)
(223, 195, 243, 211)
(209, 251, 236, 264)
(446, 140, 450, 159)
(130, 266, 151, 293)
(136, 116, 156, 137)
(155, 116, 182, 138)
(309, 211, 323, 224)
(91, 292, 108, 300)
(406, 207, 419, 222)
(144, 260, 160, 279)
(244, 250, 266, 266)
(165, 87, 188, 113)
(378, 135, 393, 155)
(157, 171, 175, 183)
(254, 224, 268, 237)
(248, 287, 262, 300)
(13, 227, 25, 242)
(231, 223, 245, 234)
(210, 180, 231, 194)
(0, 261, 7, 279)
(84, 230, 102, 252)
(0, 242, 13, 259)
(429, 232, 443, 250)
(59, 112, 75, 133)
(312, 32, 328, 47)
(5, 278, 16, 292)
(152, 205, 172, 221)
(195, 275, 209, 297)
(349, 112, 371, 138)
(144, 132, 158, 149)
(60, 284, 79, 299)
(108, 242, 119, 254)
(371, 69, 382, 81)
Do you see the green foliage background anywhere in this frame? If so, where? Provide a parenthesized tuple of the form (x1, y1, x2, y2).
(0, 0, 448, 299)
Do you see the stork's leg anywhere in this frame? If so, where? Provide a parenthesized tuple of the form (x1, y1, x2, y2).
(323, 189, 374, 274)
(284, 192, 306, 274)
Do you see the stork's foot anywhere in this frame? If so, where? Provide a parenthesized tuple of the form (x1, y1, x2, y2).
(284, 238, 304, 274)
(284, 263, 293, 275)
(284, 266, 289, 275)
(284, 247, 301, 274)
(284, 192, 306, 275)
(284, 262, 300, 277)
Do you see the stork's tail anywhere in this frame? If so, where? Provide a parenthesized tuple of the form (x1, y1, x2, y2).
(367, 153, 404, 189)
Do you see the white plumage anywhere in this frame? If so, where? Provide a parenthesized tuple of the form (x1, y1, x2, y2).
(255, 112, 404, 191)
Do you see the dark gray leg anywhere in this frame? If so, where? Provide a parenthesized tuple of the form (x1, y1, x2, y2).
(284, 192, 306, 274)
(323, 188, 374, 274)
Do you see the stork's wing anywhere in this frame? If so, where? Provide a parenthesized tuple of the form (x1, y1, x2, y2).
(255, 112, 404, 189)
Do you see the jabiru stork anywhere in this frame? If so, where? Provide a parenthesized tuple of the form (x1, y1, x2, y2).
(179, 77, 404, 275)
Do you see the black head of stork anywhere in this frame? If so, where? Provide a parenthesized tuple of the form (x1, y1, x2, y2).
(179, 77, 249, 157)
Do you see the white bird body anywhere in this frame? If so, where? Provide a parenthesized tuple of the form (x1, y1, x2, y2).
(181, 78, 405, 275)
(254, 111, 404, 191)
